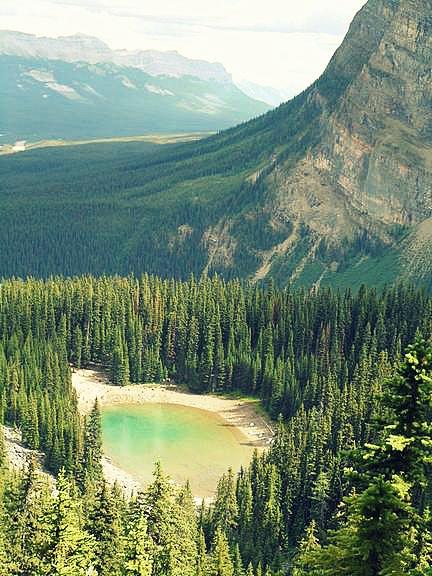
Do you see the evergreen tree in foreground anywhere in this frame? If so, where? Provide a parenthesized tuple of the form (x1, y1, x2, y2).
(50, 470, 96, 575)
(209, 527, 234, 576)
(88, 481, 122, 576)
(294, 337, 432, 575)
(123, 511, 154, 576)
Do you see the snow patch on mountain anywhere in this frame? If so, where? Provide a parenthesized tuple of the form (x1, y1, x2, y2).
(145, 83, 174, 96)
(178, 93, 231, 115)
(81, 83, 104, 98)
(24, 69, 83, 100)
(120, 76, 137, 89)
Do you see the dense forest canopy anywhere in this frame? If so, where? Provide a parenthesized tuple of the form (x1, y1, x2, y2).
(0, 275, 431, 573)
(0, 113, 301, 281)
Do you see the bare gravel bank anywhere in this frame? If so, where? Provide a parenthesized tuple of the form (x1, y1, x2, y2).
(3, 425, 54, 482)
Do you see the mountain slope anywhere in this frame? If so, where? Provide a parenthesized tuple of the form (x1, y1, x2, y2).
(0, 31, 269, 142)
(0, 55, 268, 142)
(0, 0, 431, 288)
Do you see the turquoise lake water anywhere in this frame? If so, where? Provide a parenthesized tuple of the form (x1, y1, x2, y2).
(101, 403, 255, 496)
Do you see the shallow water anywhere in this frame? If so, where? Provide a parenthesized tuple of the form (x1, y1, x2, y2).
(101, 403, 255, 497)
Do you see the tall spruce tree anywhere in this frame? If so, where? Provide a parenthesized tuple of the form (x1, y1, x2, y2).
(87, 481, 122, 576)
(123, 511, 154, 576)
(209, 527, 234, 576)
(50, 470, 96, 576)
(196, 528, 208, 576)
(83, 399, 103, 485)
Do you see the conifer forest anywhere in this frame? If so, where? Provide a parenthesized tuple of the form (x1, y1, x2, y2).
(2, 0, 432, 572)
(0, 276, 431, 574)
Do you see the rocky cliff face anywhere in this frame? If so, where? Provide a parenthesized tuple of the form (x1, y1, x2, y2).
(319, 0, 432, 224)
(231, 0, 432, 284)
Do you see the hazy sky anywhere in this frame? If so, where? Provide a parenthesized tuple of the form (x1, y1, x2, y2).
(1, 0, 367, 94)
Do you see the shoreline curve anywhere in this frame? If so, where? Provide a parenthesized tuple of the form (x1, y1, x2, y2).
(71, 367, 274, 496)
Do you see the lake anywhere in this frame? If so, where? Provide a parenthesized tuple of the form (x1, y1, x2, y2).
(101, 403, 256, 497)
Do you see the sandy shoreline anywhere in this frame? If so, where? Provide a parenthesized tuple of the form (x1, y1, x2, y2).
(73, 368, 274, 447)
(72, 367, 274, 495)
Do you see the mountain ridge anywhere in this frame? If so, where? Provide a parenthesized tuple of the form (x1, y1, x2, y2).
(204, 0, 432, 285)
(0, 30, 290, 106)
(0, 52, 268, 142)
(0, 30, 232, 84)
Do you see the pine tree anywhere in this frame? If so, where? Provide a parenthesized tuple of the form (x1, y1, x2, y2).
(292, 520, 322, 576)
(144, 462, 178, 576)
(171, 482, 198, 576)
(88, 481, 122, 576)
(111, 334, 130, 386)
(13, 458, 53, 575)
(0, 505, 16, 575)
(236, 470, 254, 564)
(72, 325, 83, 370)
(123, 511, 154, 576)
(213, 468, 238, 542)
(378, 338, 432, 508)
(233, 543, 245, 576)
(83, 399, 103, 484)
(261, 464, 282, 566)
(50, 469, 96, 576)
(196, 527, 208, 576)
(22, 394, 40, 449)
(209, 527, 234, 576)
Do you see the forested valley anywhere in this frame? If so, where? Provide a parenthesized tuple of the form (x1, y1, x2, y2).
(0, 275, 431, 574)
(2, 0, 432, 291)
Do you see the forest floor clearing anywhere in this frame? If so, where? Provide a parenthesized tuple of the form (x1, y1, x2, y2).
(0, 132, 212, 155)
(72, 367, 274, 495)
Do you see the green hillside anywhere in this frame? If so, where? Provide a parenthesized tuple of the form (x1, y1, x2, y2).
(0, 0, 431, 289)
(0, 94, 427, 288)
(0, 101, 320, 280)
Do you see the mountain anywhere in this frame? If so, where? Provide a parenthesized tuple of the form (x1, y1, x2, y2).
(0, 0, 431, 289)
(0, 32, 269, 142)
(0, 55, 269, 142)
(0, 30, 232, 83)
(235, 80, 293, 106)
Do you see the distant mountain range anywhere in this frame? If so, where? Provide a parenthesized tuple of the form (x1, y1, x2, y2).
(235, 80, 293, 108)
(0, 31, 270, 142)
(0, 31, 233, 83)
